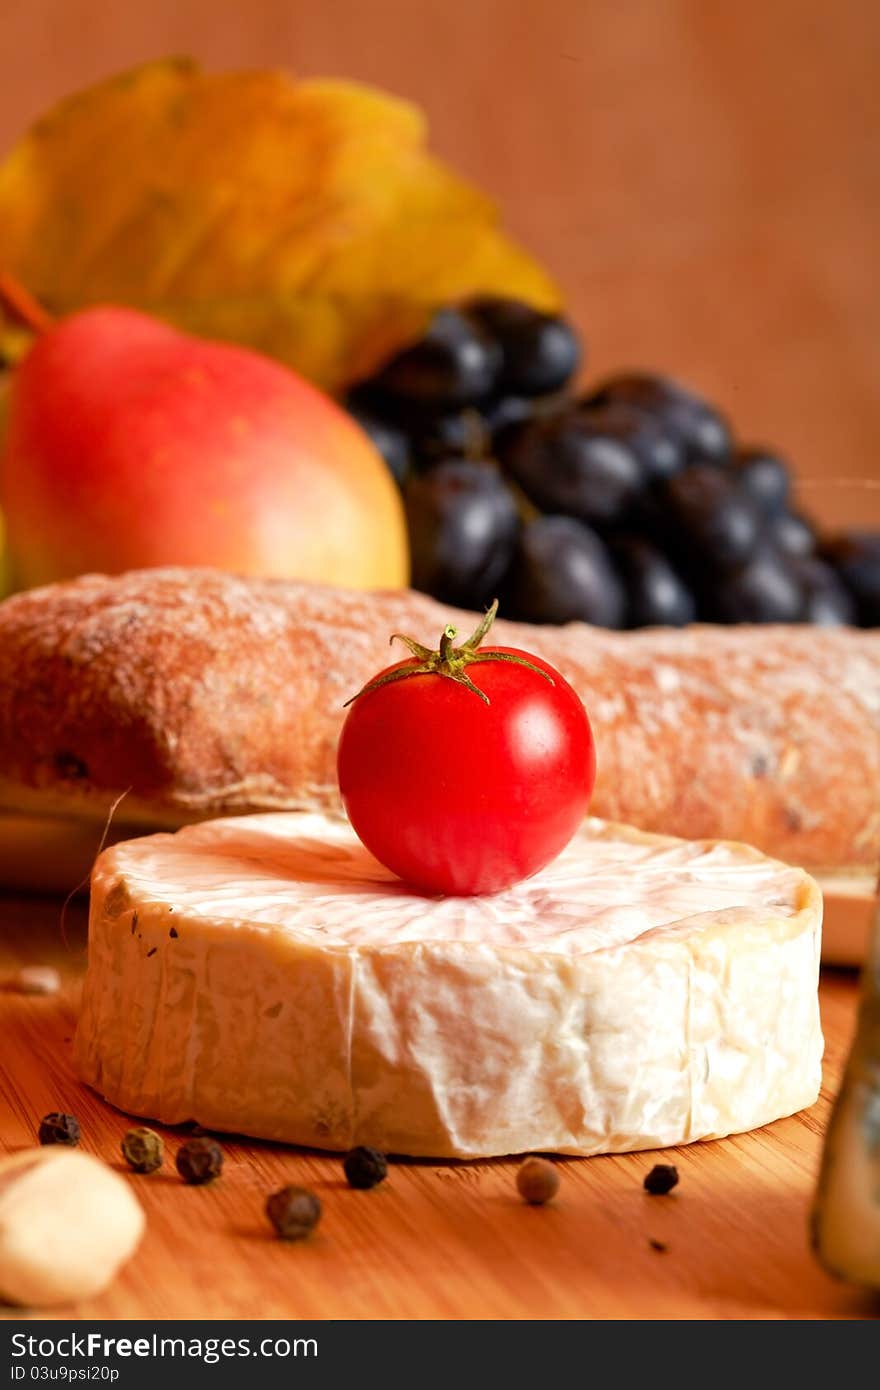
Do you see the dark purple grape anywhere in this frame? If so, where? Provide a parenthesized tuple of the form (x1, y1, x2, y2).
(482, 391, 566, 441)
(767, 510, 817, 559)
(577, 400, 685, 483)
(821, 533, 880, 626)
(503, 516, 625, 627)
(733, 447, 791, 515)
(346, 403, 411, 486)
(466, 298, 581, 396)
(711, 550, 804, 623)
(405, 461, 518, 610)
(410, 409, 488, 466)
(662, 465, 762, 569)
(498, 411, 644, 527)
(370, 308, 501, 407)
(611, 537, 696, 628)
(482, 394, 536, 443)
(792, 557, 856, 626)
(589, 373, 732, 465)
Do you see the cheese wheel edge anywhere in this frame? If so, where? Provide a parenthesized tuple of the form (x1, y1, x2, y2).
(74, 813, 823, 1159)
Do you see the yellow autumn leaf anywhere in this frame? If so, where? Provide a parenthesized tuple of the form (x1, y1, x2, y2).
(0, 60, 559, 391)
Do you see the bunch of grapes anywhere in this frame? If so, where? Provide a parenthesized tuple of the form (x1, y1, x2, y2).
(346, 299, 880, 627)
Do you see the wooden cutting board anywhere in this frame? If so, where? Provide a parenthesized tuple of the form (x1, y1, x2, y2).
(0, 894, 877, 1322)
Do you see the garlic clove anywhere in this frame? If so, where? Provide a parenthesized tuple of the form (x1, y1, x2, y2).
(0, 1146, 145, 1307)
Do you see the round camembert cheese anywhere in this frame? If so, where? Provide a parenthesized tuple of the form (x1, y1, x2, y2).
(74, 813, 823, 1158)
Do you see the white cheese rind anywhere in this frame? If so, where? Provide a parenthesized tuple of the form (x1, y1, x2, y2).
(74, 814, 823, 1158)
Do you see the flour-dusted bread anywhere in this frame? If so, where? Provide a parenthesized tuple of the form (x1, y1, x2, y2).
(0, 567, 877, 881)
(74, 813, 823, 1159)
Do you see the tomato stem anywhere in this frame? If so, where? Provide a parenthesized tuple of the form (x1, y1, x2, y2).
(438, 625, 457, 662)
(343, 601, 555, 709)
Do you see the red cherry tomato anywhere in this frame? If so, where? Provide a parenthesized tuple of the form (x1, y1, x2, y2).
(337, 606, 595, 895)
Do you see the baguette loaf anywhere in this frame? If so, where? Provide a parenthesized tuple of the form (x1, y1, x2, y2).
(0, 566, 877, 877)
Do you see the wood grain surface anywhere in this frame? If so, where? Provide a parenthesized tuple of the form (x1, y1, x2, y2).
(3, 0, 880, 529)
(1, 894, 878, 1321)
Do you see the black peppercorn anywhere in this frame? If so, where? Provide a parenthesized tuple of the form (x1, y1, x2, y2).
(121, 1127, 164, 1174)
(343, 1145, 388, 1189)
(265, 1185, 322, 1241)
(644, 1163, 679, 1195)
(176, 1136, 223, 1185)
(38, 1112, 80, 1147)
(516, 1156, 560, 1204)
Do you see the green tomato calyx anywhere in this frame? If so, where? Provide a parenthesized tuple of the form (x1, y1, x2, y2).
(343, 600, 554, 708)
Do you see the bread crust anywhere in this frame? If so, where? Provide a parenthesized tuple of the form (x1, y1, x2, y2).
(0, 566, 877, 873)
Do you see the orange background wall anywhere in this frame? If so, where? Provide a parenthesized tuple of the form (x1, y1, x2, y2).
(3, 0, 879, 525)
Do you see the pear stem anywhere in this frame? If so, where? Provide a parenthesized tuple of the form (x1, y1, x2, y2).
(0, 271, 53, 335)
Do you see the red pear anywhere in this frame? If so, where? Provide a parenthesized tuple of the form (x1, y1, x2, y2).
(0, 306, 408, 589)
